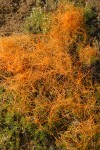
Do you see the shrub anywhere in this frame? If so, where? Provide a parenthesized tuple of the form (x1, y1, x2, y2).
(83, 6, 98, 38)
(24, 7, 51, 34)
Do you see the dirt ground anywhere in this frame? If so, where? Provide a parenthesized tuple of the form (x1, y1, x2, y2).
(0, 0, 37, 36)
(0, 0, 100, 37)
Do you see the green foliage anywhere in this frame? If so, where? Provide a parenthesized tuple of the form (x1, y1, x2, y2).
(0, 87, 32, 149)
(83, 6, 98, 37)
(0, 86, 6, 95)
(33, 130, 57, 150)
(0, 87, 56, 149)
(0, 108, 37, 149)
(67, 0, 85, 6)
(24, 7, 51, 34)
(0, 108, 57, 149)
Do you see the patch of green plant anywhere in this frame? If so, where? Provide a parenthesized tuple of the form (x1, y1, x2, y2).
(83, 6, 98, 37)
(0, 106, 40, 149)
(0, 86, 58, 149)
(0, 86, 6, 95)
(34, 129, 57, 150)
(24, 7, 51, 34)
(67, 0, 85, 6)
(0, 87, 33, 149)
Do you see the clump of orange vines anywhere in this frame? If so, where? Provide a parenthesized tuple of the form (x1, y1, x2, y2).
(0, 2, 99, 149)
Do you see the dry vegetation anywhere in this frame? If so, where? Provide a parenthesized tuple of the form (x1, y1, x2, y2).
(0, 2, 100, 150)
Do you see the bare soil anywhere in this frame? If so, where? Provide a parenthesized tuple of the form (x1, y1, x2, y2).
(0, 0, 36, 36)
